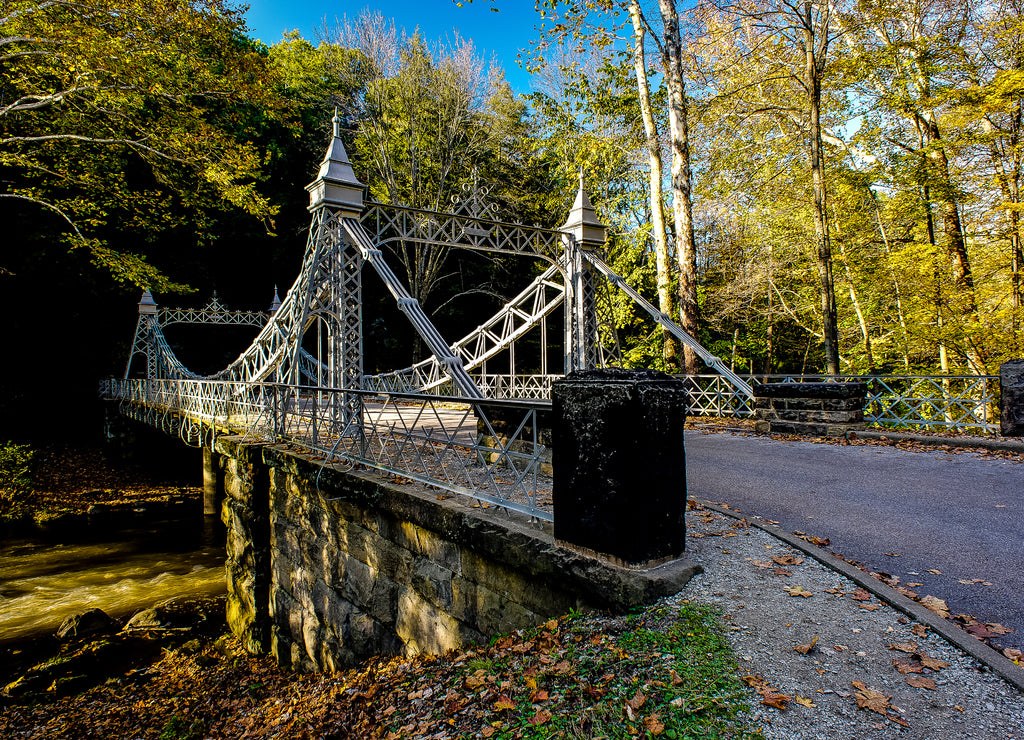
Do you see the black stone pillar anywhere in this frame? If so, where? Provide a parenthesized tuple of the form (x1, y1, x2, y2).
(1000, 360, 1024, 437)
(552, 368, 687, 568)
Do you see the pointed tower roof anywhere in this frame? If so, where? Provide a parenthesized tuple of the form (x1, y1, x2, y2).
(561, 171, 606, 250)
(268, 285, 281, 314)
(306, 110, 364, 215)
(138, 289, 158, 316)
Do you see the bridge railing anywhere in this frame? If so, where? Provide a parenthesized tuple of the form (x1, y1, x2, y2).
(429, 372, 999, 436)
(103, 379, 554, 521)
(682, 373, 999, 436)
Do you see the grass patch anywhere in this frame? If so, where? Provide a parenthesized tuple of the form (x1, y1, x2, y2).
(366, 601, 763, 740)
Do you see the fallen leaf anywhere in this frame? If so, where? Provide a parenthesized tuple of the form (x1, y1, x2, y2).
(493, 695, 516, 712)
(852, 681, 891, 715)
(885, 552, 900, 557)
(544, 619, 558, 631)
(627, 690, 647, 712)
(888, 642, 918, 654)
(893, 658, 923, 674)
(784, 585, 814, 598)
(926, 569, 943, 575)
(528, 709, 552, 726)
(1002, 648, 1023, 662)
(795, 636, 819, 655)
(918, 653, 950, 671)
(906, 676, 936, 690)
(530, 689, 549, 702)
(986, 623, 1013, 635)
(772, 555, 804, 566)
(795, 695, 817, 707)
(860, 603, 881, 611)
(850, 589, 872, 601)
(481, 727, 495, 738)
(751, 559, 773, 568)
(911, 624, 928, 637)
(966, 623, 998, 639)
(669, 669, 684, 686)
(773, 567, 793, 577)
(643, 714, 665, 735)
(920, 595, 950, 619)
(760, 691, 792, 710)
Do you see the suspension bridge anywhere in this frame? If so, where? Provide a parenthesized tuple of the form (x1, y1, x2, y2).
(101, 114, 752, 521)
(100, 115, 1002, 519)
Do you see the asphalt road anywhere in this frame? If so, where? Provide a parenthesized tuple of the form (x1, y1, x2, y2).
(684, 430, 1024, 654)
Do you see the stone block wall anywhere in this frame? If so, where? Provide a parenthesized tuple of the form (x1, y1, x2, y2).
(220, 447, 271, 654)
(754, 382, 867, 438)
(216, 436, 699, 673)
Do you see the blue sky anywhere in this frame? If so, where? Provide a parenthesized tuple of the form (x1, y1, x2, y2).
(242, 1, 545, 94)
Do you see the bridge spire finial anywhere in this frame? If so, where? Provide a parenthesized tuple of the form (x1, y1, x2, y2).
(269, 285, 281, 314)
(138, 289, 157, 316)
(561, 171, 606, 251)
(307, 114, 364, 215)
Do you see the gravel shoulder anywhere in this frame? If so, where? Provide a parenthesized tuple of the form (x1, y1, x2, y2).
(682, 501, 1024, 739)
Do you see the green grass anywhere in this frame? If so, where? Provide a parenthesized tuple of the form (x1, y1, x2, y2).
(386, 601, 764, 740)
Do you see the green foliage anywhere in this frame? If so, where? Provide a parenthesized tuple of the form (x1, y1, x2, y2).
(478, 604, 760, 740)
(1, 0, 286, 290)
(0, 442, 35, 521)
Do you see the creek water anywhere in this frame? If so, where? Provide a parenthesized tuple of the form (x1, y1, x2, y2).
(0, 515, 226, 643)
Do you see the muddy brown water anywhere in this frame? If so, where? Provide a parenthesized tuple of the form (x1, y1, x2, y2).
(0, 513, 226, 645)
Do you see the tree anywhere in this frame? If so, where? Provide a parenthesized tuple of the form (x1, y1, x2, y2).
(703, 0, 841, 373)
(658, 0, 703, 374)
(627, 0, 677, 366)
(0, 0, 283, 290)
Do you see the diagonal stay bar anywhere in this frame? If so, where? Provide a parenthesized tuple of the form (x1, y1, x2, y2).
(583, 252, 754, 398)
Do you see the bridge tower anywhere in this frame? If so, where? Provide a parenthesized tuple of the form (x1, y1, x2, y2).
(561, 174, 606, 373)
(295, 111, 366, 430)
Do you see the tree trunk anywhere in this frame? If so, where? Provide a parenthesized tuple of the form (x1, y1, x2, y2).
(803, 1, 840, 374)
(629, 1, 678, 368)
(659, 0, 701, 374)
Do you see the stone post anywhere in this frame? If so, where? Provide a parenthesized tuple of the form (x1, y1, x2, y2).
(1000, 360, 1024, 436)
(552, 368, 688, 568)
(753, 382, 866, 438)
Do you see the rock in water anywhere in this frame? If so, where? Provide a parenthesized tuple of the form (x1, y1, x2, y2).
(56, 608, 114, 640)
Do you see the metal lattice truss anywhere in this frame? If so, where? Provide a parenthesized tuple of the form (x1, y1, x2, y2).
(360, 265, 564, 393)
(160, 293, 270, 328)
(107, 117, 772, 514)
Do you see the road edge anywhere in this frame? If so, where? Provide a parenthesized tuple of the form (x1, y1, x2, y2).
(694, 499, 1024, 694)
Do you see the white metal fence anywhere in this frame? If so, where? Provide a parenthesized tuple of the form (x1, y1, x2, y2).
(103, 379, 554, 521)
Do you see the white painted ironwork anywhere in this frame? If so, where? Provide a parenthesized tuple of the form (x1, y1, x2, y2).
(159, 293, 270, 328)
(363, 265, 565, 393)
(107, 378, 553, 520)
(110, 118, 767, 514)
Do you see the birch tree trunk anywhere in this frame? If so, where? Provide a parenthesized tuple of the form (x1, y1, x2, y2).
(629, 0, 678, 367)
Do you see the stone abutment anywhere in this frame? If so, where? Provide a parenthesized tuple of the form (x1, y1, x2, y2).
(217, 370, 698, 672)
